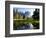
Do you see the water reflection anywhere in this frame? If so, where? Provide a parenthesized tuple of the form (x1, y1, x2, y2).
(14, 23, 34, 30)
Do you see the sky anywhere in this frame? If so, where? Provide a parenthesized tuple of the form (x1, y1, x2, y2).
(14, 8, 35, 17)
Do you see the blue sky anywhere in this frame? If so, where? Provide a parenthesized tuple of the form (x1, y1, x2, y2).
(14, 8, 35, 17)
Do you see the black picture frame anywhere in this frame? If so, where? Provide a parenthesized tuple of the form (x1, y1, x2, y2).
(5, 1, 45, 37)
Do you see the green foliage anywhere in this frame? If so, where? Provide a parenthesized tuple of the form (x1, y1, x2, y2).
(14, 18, 39, 27)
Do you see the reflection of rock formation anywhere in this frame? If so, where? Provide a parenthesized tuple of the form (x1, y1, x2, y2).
(29, 23, 34, 29)
(14, 23, 34, 30)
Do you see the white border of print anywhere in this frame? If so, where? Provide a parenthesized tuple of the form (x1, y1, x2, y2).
(10, 4, 43, 34)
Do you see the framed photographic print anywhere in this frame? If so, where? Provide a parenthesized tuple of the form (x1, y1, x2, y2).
(5, 1, 45, 37)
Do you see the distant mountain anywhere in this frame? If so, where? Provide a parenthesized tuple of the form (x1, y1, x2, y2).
(25, 11, 30, 16)
(14, 8, 31, 17)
